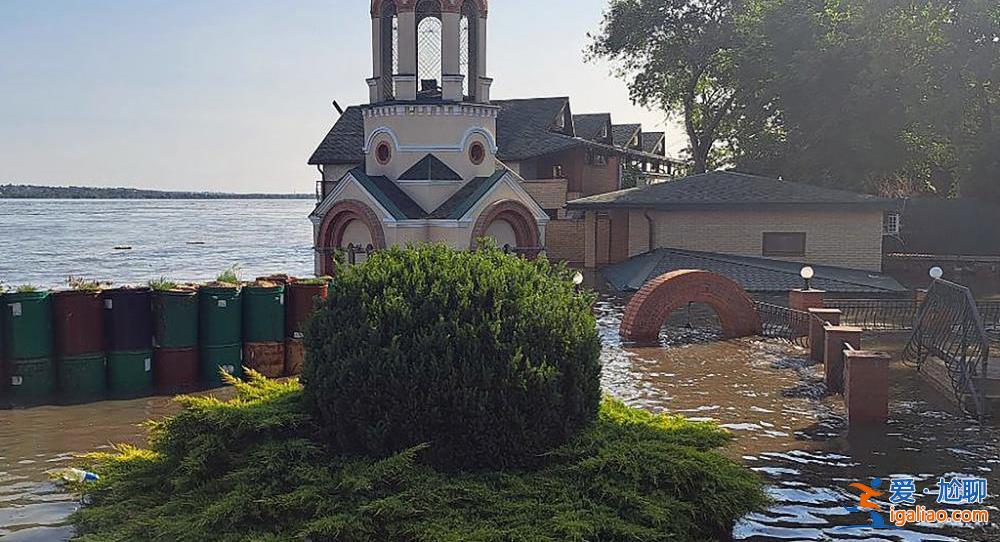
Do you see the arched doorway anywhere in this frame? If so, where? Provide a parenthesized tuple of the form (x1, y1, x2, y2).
(620, 270, 762, 344)
(317, 200, 386, 275)
(471, 200, 540, 253)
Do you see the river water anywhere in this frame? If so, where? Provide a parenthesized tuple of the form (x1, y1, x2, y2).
(1, 200, 998, 540)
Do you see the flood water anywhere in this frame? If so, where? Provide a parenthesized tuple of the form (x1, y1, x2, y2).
(1, 200, 998, 540)
(1, 295, 997, 540)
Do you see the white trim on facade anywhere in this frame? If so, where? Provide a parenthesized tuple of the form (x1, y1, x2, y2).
(363, 125, 499, 154)
(310, 170, 398, 224)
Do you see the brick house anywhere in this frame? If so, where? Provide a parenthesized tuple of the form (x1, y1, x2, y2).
(567, 171, 899, 272)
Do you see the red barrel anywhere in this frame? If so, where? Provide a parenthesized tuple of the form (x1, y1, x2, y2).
(52, 290, 104, 357)
(286, 281, 328, 339)
(153, 347, 199, 391)
(243, 342, 285, 378)
(285, 338, 305, 376)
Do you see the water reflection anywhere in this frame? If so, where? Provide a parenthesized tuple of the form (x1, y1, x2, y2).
(0, 295, 998, 540)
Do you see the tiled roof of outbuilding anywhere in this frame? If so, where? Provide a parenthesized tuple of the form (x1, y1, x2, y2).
(602, 248, 907, 294)
(641, 132, 665, 155)
(568, 171, 897, 210)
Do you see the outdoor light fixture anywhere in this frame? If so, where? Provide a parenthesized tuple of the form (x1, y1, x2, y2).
(572, 271, 585, 287)
(930, 266, 944, 280)
(800, 266, 815, 290)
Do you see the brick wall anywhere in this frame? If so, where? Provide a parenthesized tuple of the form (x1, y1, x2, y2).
(544, 219, 586, 264)
(648, 209, 885, 271)
(521, 179, 568, 211)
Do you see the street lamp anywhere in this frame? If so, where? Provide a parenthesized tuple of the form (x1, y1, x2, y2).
(800, 266, 815, 290)
(929, 266, 944, 281)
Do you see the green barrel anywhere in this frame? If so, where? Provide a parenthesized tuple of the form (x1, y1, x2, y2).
(107, 349, 154, 397)
(242, 285, 285, 343)
(199, 343, 243, 387)
(153, 290, 199, 348)
(59, 353, 106, 399)
(7, 358, 55, 401)
(199, 287, 242, 347)
(2, 291, 54, 361)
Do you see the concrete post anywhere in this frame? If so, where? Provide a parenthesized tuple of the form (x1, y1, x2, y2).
(808, 308, 842, 362)
(371, 17, 383, 103)
(844, 349, 892, 425)
(441, 11, 463, 101)
(823, 325, 862, 394)
(395, 9, 417, 101)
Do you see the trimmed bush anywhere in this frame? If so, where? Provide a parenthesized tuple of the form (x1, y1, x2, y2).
(302, 243, 602, 470)
(71, 374, 768, 542)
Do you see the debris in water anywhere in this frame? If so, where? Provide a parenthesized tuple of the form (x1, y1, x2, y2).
(187, 241, 206, 245)
(113, 246, 132, 250)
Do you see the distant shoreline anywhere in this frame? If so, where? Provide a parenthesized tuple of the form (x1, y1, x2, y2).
(0, 184, 314, 200)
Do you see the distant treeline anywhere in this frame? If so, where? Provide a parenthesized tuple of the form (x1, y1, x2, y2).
(0, 184, 314, 200)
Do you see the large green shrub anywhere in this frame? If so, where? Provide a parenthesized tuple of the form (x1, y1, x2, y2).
(302, 243, 602, 470)
(71, 374, 768, 542)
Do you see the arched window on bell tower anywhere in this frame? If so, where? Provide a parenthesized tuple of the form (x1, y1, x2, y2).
(460, 1, 479, 101)
(416, 0, 443, 93)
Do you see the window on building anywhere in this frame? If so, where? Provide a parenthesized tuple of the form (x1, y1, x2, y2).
(544, 209, 559, 221)
(883, 212, 901, 235)
(762, 232, 807, 257)
(551, 164, 564, 178)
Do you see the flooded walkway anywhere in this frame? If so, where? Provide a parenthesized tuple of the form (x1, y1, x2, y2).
(2, 295, 998, 540)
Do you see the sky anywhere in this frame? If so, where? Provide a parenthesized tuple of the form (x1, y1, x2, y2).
(0, 0, 686, 194)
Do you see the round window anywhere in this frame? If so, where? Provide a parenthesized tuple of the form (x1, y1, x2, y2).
(469, 142, 486, 165)
(376, 142, 392, 165)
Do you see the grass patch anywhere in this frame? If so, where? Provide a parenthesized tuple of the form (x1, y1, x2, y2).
(148, 277, 180, 291)
(215, 265, 242, 285)
(70, 372, 767, 542)
(14, 284, 40, 293)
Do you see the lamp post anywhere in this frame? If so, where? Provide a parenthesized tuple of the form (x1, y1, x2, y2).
(800, 266, 815, 291)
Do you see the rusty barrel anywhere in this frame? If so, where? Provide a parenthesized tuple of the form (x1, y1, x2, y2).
(154, 347, 199, 392)
(284, 338, 305, 376)
(286, 280, 329, 339)
(103, 287, 153, 352)
(53, 290, 104, 357)
(243, 341, 285, 379)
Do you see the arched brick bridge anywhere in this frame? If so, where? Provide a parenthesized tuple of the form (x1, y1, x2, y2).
(620, 270, 763, 344)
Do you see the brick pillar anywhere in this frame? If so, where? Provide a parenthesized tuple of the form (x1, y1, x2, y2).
(844, 350, 891, 425)
(808, 308, 842, 362)
(789, 289, 825, 337)
(789, 289, 826, 312)
(823, 325, 862, 394)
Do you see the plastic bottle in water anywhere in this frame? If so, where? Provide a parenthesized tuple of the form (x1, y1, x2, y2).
(48, 467, 100, 483)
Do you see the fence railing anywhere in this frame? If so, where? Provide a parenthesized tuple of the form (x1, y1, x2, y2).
(903, 280, 990, 417)
(826, 298, 919, 332)
(755, 301, 811, 348)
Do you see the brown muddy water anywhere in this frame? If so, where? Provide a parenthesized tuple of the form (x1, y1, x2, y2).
(2, 295, 999, 541)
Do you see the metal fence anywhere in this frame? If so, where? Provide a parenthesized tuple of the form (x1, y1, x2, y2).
(903, 280, 991, 418)
(755, 301, 811, 348)
(826, 298, 919, 332)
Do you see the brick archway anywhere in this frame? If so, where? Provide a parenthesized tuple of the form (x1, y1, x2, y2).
(470, 199, 540, 250)
(620, 270, 763, 344)
(317, 200, 387, 275)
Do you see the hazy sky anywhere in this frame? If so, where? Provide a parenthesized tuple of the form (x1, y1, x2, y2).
(0, 0, 685, 193)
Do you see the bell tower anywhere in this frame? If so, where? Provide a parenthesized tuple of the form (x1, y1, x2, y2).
(368, 0, 491, 104)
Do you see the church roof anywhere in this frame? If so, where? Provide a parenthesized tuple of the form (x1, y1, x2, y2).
(308, 98, 681, 166)
(399, 154, 463, 181)
(344, 167, 508, 221)
(427, 169, 507, 219)
(349, 167, 426, 220)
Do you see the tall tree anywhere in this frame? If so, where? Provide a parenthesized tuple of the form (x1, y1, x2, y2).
(588, 0, 744, 173)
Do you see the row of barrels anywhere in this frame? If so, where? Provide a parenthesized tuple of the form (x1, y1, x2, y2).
(0, 277, 329, 405)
